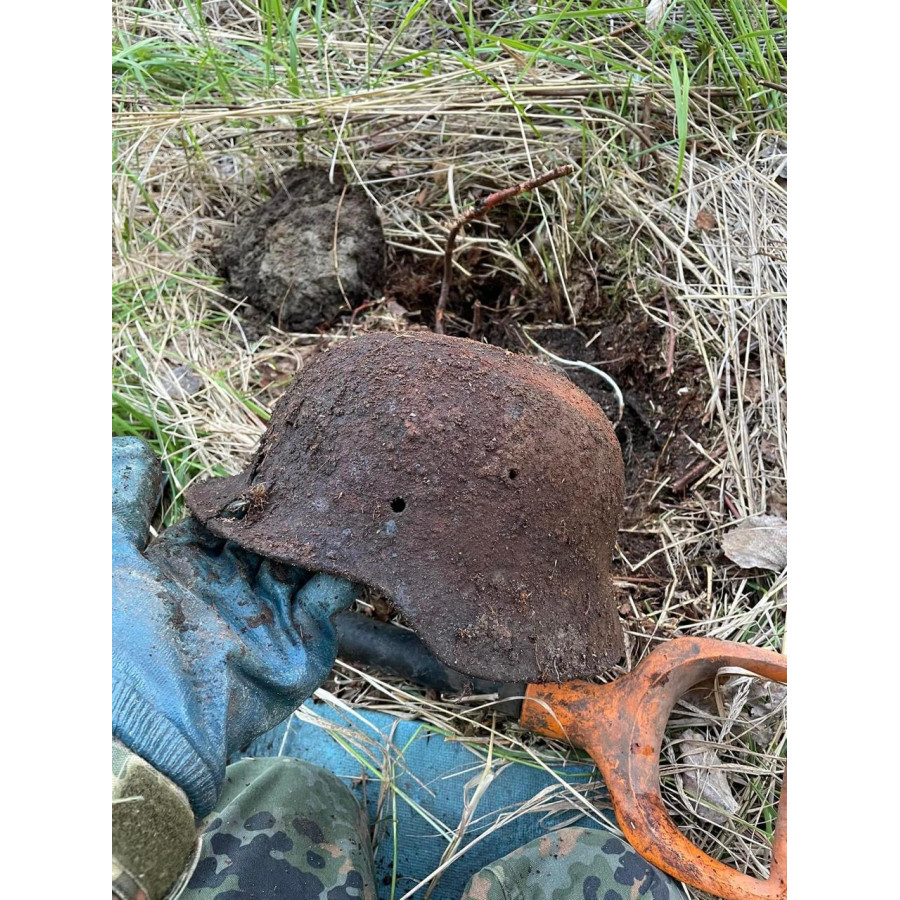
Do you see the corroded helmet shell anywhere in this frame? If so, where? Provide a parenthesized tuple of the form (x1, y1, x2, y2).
(186, 331, 625, 683)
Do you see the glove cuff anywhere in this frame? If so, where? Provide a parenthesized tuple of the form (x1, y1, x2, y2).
(112, 675, 219, 817)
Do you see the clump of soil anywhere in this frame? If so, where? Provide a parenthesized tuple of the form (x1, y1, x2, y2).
(220, 166, 385, 332)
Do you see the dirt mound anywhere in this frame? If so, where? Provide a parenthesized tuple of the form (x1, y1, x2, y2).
(219, 166, 385, 332)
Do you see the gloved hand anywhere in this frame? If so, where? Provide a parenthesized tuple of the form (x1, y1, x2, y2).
(112, 437, 359, 817)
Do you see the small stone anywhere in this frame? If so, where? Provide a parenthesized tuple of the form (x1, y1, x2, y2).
(160, 364, 203, 399)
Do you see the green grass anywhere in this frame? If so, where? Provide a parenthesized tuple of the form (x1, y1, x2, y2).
(112, 274, 259, 524)
(113, 2, 786, 128)
(679, 0, 786, 127)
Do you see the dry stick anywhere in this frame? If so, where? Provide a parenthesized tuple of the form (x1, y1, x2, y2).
(434, 164, 574, 334)
(658, 259, 676, 378)
(757, 77, 788, 94)
(333, 184, 351, 310)
(662, 287, 676, 378)
(670, 457, 714, 494)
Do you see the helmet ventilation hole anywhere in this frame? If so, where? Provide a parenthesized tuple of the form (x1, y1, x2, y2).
(390, 497, 406, 513)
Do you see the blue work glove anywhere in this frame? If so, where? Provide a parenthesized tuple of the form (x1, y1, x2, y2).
(112, 437, 359, 817)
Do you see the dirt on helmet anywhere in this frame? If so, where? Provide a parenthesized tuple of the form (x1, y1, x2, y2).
(186, 331, 625, 683)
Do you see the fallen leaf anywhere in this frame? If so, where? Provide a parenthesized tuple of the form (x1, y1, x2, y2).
(767, 493, 788, 519)
(160, 363, 203, 399)
(385, 299, 408, 318)
(742, 375, 761, 403)
(745, 679, 788, 746)
(695, 209, 717, 231)
(678, 729, 740, 826)
(722, 515, 787, 571)
(371, 594, 393, 622)
(759, 435, 782, 466)
(716, 675, 787, 747)
(760, 138, 787, 181)
(679, 674, 787, 747)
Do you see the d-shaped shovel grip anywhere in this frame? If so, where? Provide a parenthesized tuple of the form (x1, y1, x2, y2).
(520, 637, 787, 900)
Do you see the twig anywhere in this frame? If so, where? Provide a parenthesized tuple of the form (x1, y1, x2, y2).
(671, 458, 713, 493)
(613, 576, 667, 585)
(333, 184, 350, 309)
(757, 78, 787, 94)
(671, 442, 725, 493)
(520, 329, 625, 424)
(662, 286, 675, 378)
(610, 21, 638, 38)
(348, 301, 375, 328)
(434, 164, 574, 334)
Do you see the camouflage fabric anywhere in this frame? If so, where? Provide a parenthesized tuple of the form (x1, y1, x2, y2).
(183, 756, 377, 900)
(112, 739, 200, 900)
(179, 755, 683, 900)
(461, 827, 685, 900)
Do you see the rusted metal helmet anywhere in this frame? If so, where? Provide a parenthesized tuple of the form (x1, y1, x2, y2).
(186, 331, 625, 683)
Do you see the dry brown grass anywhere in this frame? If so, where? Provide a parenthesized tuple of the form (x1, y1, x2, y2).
(113, 3, 786, 894)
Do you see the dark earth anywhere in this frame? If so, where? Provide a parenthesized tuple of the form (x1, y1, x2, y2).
(379, 249, 710, 512)
(219, 166, 385, 333)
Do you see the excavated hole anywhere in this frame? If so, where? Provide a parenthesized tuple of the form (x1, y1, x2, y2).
(390, 497, 407, 513)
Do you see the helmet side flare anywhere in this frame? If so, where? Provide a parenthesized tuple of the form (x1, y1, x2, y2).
(186, 331, 626, 683)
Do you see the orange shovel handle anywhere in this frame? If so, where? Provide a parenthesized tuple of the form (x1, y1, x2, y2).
(520, 637, 787, 900)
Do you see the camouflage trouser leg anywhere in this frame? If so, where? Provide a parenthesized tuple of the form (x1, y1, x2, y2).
(462, 827, 685, 900)
(182, 757, 377, 900)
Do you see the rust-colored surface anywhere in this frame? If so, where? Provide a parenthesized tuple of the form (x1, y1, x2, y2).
(520, 637, 787, 900)
(186, 331, 625, 683)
